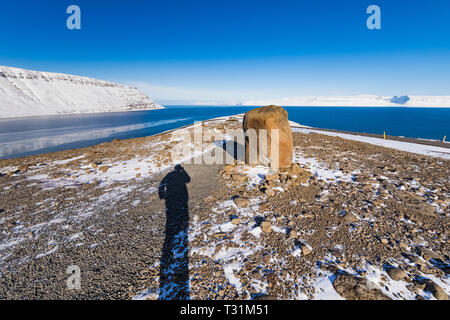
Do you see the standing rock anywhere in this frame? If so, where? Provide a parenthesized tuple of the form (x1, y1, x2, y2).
(243, 105, 293, 170)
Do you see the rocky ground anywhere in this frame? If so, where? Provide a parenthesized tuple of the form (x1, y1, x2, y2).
(0, 115, 448, 300)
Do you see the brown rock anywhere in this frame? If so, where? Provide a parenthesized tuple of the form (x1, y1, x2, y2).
(264, 188, 275, 197)
(425, 281, 448, 300)
(231, 218, 240, 225)
(253, 294, 276, 300)
(231, 174, 247, 182)
(300, 244, 311, 256)
(243, 105, 293, 169)
(234, 197, 250, 207)
(333, 273, 390, 300)
(343, 212, 359, 223)
(99, 166, 109, 173)
(386, 268, 407, 281)
(260, 221, 272, 233)
(264, 173, 279, 181)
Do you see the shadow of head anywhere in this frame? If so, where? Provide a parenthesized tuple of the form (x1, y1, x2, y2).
(158, 164, 191, 201)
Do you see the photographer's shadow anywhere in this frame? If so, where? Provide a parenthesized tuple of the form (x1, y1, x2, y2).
(158, 164, 190, 300)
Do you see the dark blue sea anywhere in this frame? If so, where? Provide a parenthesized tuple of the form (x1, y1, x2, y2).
(0, 106, 449, 159)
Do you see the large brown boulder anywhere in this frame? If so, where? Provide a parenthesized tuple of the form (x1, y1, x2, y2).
(243, 105, 293, 169)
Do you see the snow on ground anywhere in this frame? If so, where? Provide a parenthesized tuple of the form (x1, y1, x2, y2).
(292, 127, 450, 159)
(293, 149, 355, 183)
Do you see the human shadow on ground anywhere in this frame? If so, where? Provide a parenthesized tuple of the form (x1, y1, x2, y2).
(158, 164, 191, 299)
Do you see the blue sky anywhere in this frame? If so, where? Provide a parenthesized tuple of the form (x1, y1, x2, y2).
(1, 0, 449, 102)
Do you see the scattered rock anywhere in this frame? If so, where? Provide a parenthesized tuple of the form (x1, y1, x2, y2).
(386, 268, 407, 281)
(231, 174, 247, 182)
(425, 281, 448, 300)
(99, 166, 109, 173)
(264, 174, 279, 181)
(333, 273, 390, 300)
(260, 221, 272, 233)
(300, 244, 311, 256)
(253, 294, 276, 300)
(234, 197, 250, 207)
(18, 164, 29, 172)
(231, 218, 240, 225)
(343, 212, 359, 223)
(288, 230, 298, 239)
(264, 188, 275, 197)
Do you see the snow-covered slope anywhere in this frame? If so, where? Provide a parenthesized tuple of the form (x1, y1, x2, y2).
(242, 95, 450, 107)
(0, 66, 164, 118)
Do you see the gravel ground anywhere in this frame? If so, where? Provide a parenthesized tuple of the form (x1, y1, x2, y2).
(0, 117, 448, 300)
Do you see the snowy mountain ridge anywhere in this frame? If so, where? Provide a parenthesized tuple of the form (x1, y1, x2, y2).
(0, 66, 163, 119)
(241, 95, 450, 107)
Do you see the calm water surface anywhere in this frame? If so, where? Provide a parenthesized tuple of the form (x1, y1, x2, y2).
(0, 106, 448, 159)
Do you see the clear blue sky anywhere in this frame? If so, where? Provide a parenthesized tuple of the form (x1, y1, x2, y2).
(1, 0, 449, 102)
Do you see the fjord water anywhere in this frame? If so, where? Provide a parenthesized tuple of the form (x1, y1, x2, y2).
(0, 106, 449, 159)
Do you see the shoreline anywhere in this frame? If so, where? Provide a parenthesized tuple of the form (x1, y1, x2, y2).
(0, 114, 448, 300)
(0, 114, 448, 163)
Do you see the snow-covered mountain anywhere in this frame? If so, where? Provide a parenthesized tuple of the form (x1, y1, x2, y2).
(0, 66, 164, 119)
(242, 95, 450, 107)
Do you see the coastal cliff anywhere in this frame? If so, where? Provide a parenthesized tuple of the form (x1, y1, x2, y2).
(0, 66, 163, 118)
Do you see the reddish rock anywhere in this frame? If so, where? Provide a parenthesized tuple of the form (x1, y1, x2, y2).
(243, 105, 293, 170)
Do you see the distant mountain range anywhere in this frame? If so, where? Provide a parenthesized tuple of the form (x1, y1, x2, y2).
(0, 66, 163, 119)
(188, 95, 450, 107)
(240, 95, 450, 107)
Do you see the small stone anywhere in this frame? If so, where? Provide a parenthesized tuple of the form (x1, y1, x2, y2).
(260, 221, 272, 233)
(343, 212, 359, 223)
(386, 268, 407, 281)
(231, 218, 240, 225)
(381, 238, 389, 244)
(301, 244, 311, 256)
(99, 166, 109, 173)
(253, 294, 276, 300)
(231, 174, 247, 182)
(18, 164, 29, 172)
(264, 188, 275, 197)
(234, 197, 250, 207)
(264, 173, 279, 181)
(252, 270, 262, 280)
(223, 164, 234, 173)
(289, 230, 298, 239)
(425, 281, 448, 300)
(135, 173, 141, 178)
